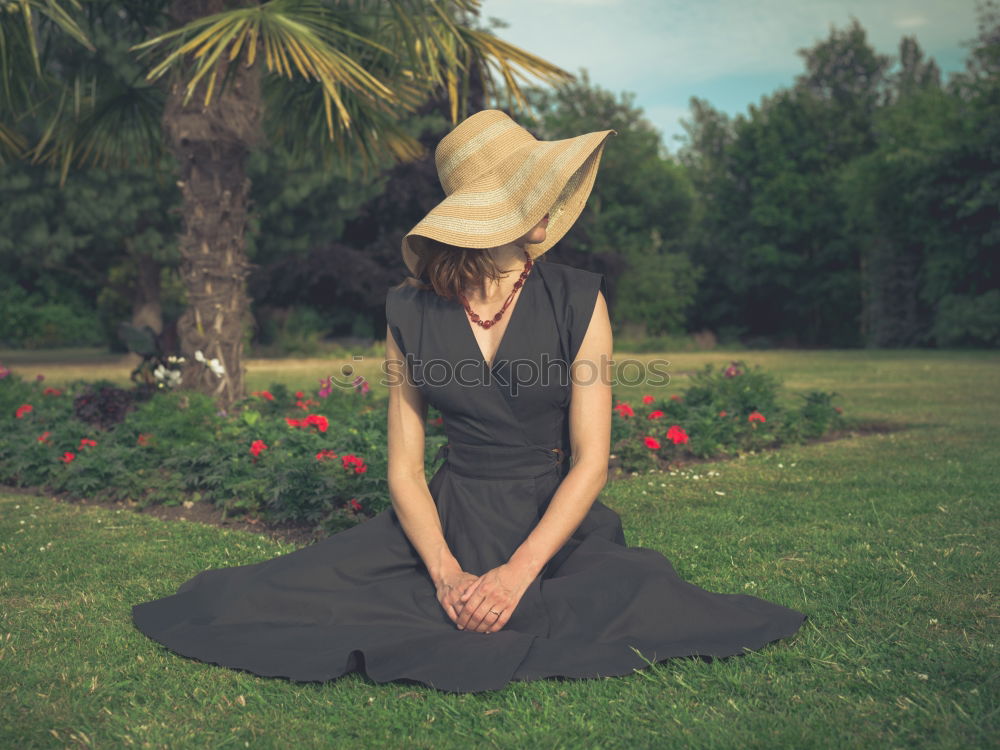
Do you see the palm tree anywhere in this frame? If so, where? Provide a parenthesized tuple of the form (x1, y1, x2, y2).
(2, 0, 573, 407)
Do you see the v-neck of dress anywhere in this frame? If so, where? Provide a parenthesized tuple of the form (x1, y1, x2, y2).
(455, 264, 537, 370)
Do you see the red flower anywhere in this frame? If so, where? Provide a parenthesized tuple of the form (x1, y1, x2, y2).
(79, 438, 98, 449)
(666, 425, 690, 445)
(834, 406, 843, 414)
(304, 414, 329, 432)
(748, 411, 766, 423)
(37, 431, 52, 444)
(295, 391, 304, 399)
(15, 403, 33, 419)
(642, 395, 654, 404)
(430, 416, 444, 426)
(43, 387, 62, 396)
(349, 498, 363, 512)
(614, 402, 635, 418)
(648, 410, 665, 420)
(250, 439, 268, 458)
(251, 390, 275, 401)
(341, 454, 367, 474)
(643, 436, 661, 450)
(315, 449, 339, 462)
(286, 414, 327, 431)
(137, 433, 151, 446)
(719, 410, 727, 417)
(60, 451, 76, 463)
(724, 363, 742, 378)
(670, 394, 682, 401)
(296, 398, 319, 411)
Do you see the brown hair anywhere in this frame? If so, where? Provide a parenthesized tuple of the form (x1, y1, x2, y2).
(393, 238, 542, 301)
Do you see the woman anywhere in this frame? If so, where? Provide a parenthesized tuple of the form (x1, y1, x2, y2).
(132, 110, 807, 694)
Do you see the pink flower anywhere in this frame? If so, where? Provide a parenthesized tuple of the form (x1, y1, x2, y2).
(37, 431, 52, 444)
(349, 498, 363, 513)
(295, 391, 304, 399)
(315, 449, 339, 462)
(250, 439, 268, 458)
(318, 376, 333, 398)
(666, 425, 690, 445)
(748, 411, 766, 423)
(352, 375, 370, 395)
(60, 451, 76, 463)
(614, 403, 635, 418)
(15, 403, 33, 419)
(642, 395, 654, 404)
(79, 438, 97, 449)
(35, 373, 44, 382)
(648, 410, 665, 420)
(724, 362, 742, 378)
(643, 436, 661, 450)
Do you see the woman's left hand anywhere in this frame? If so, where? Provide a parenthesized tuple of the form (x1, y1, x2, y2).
(455, 563, 534, 634)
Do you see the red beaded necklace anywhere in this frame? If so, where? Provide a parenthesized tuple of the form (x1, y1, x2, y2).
(458, 248, 534, 329)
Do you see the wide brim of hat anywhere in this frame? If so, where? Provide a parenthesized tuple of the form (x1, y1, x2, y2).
(402, 128, 616, 276)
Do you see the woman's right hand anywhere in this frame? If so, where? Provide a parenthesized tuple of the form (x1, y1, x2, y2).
(434, 568, 481, 627)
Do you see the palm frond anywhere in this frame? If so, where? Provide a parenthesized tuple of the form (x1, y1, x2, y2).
(262, 71, 427, 180)
(29, 74, 166, 185)
(132, 0, 396, 138)
(0, 117, 28, 163)
(0, 0, 92, 90)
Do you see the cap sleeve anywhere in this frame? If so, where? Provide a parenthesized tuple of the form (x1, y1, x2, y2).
(566, 269, 608, 365)
(385, 285, 410, 359)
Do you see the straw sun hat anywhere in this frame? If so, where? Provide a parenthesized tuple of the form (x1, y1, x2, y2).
(401, 109, 617, 276)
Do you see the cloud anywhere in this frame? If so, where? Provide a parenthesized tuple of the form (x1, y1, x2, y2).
(481, 0, 978, 148)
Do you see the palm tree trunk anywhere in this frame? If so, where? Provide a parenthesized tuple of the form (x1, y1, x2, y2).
(164, 0, 261, 409)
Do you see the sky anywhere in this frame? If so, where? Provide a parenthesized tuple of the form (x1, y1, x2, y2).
(478, 0, 983, 152)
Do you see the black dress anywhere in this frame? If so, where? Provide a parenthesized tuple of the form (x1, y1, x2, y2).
(131, 259, 807, 693)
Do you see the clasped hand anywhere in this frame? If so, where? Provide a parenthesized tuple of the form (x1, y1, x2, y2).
(434, 563, 532, 634)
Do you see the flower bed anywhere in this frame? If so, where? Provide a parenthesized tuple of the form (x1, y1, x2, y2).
(0, 367, 422, 534)
(610, 360, 848, 473)
(0, 359, 847, 533)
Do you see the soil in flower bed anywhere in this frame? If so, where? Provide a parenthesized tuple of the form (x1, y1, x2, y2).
(2, 420, 909, 548)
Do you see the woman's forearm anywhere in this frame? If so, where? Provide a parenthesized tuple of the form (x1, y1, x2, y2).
(506, 460, 608, 579)
(388, 471, 462, 585)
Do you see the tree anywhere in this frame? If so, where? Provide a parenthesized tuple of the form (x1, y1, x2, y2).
(1, 0, 574, 408)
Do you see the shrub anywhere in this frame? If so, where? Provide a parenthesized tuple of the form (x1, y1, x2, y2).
(611, 359, 849, 473)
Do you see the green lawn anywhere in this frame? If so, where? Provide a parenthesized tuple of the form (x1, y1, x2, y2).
(1, 349, 996, 748)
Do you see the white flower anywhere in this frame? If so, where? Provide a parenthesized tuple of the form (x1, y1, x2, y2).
(207, 358, 225, 377)
(194, 350, 206, 363)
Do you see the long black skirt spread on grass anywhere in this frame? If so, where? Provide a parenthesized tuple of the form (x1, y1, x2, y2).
(131, 260, 807, 693)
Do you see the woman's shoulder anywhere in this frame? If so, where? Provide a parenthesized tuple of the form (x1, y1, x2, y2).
(385, 278, 432, 310)
(534, 259, 602, 285)
(534, 259, 608, 304)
